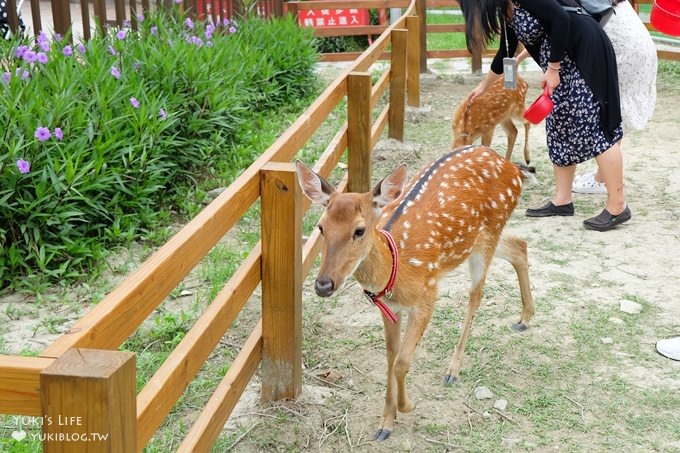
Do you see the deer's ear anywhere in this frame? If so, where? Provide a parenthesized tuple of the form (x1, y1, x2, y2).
(295, 160, 335, 206)
(372, 164, 407, 209)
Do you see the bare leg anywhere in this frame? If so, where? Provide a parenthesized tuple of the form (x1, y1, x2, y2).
(552, 164, 576, 206)
(594, 142, 626, 215)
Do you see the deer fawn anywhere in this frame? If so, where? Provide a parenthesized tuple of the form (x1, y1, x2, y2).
(452, 76, 531, 164)
(296, 145, 535, 441)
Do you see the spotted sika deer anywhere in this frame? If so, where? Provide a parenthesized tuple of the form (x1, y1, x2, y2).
(296, 145, 535, 441)
(452, 75, 531, 164)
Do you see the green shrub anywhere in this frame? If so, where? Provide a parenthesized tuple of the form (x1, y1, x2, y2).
(0, 10, 319, 289)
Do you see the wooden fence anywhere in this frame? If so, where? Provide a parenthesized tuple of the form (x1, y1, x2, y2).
(0, 0, 422, 451)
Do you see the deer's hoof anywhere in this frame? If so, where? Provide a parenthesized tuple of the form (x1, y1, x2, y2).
(442, 374, 458, 386)
(373, 428, 392, 441)
(512, 322, 528, 332)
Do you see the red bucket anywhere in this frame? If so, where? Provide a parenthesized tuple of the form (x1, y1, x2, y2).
(523, 86, 554, 125)
(651, 0, 680, 37)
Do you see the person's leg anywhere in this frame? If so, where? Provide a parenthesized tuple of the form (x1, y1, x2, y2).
(552, 164, 576, 206)
(594, 141, 626, 215)
(526, 164, 575, 217)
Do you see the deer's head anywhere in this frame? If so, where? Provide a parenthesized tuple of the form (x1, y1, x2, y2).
(295, 161, 407, 297)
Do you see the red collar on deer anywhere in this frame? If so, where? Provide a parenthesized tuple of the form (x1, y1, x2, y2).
(364, 229, 399, 324)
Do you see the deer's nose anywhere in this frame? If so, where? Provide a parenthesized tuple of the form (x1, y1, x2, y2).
(315, 276, 335, 297)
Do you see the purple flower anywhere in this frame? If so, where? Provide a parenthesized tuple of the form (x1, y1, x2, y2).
(117, 29, 127, 40)
(39, 40, 51, 52)
(36, 52, 48, 64)
(228, 26, 237, 34)
(123, 19, 131, 27)
(16, 159, 31, 174)
(175, 0, 182, 4)
(111, 66, 121, 79)
(37, 30, 48, 43)
(205, 25, 214, 40)
(130, 97, 140, 108)
(23, 51, 37, 63)
(54, 33, 63, 42)
(223, 18, 230, 26)
(2, 72, 10, 84)
(159, 108, 167, 119)
(190, 36, 203, 47)
(137, 13, 144, 21)
(108, 45, 117, 56)
(15, 45, 29, 58)
(150, 26, 158, 36)
(63, 45, 73, 57)
(54, 127, 64, 141)
(16, 68, 30, 80)
(184, 18, 194, 29)
(77, 43, 86, 53)
(35, 127, 51, 142)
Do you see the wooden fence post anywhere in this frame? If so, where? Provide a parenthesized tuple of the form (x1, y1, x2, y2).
(260, 163, 302, 401)
(405, 16, 420, 108)
(93, 0, 107, 37)
(416, 0, 427, 74)
(40, 349, 136, 453)
(389, 28, 407, 141)
(51, 0, 72, 39)
(471, 20, 483, 73)
(347, 72, 372, 193)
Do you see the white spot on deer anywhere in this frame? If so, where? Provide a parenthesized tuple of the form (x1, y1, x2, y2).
(441, 182, 449, 189)
(402, 231, 409, 240)
(499, 193, 506, 202)
(415, 214, 422, 220)
(403, 221, 411, 229)
(481, 168, 490, 178)
(399, 240, 406, 249)
(409, 258, 422, 266)
(427, 277, 437, 287)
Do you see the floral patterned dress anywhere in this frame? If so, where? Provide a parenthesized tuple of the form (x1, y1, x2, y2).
(511, 1, 623, 167)
(605, 0, 657, 131)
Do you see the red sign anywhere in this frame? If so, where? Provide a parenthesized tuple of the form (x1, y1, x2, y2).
(298, 8, 369, 28)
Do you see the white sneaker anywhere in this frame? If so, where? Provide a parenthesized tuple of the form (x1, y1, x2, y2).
(656, 337, 680, 361)
(572, 171, 607, 194)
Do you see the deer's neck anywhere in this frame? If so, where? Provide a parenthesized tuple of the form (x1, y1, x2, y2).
(354, 230, 394, 294)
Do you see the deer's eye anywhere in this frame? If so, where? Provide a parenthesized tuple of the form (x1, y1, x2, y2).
(353, 227, 365, 240)
(318, 225, 324, 235)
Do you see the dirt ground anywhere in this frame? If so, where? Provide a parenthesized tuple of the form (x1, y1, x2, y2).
(2, 64, 680, 452)
(224, 66, 680, 452)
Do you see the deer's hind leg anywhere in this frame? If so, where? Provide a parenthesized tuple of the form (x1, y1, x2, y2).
(494, 233, 535, 331)
(500, 118, 519, 162)
(443, 240, 495, 385)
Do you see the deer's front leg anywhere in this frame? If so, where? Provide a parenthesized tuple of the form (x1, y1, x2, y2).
(374, 313, 402, 441)
(395, 304, 434, 413)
